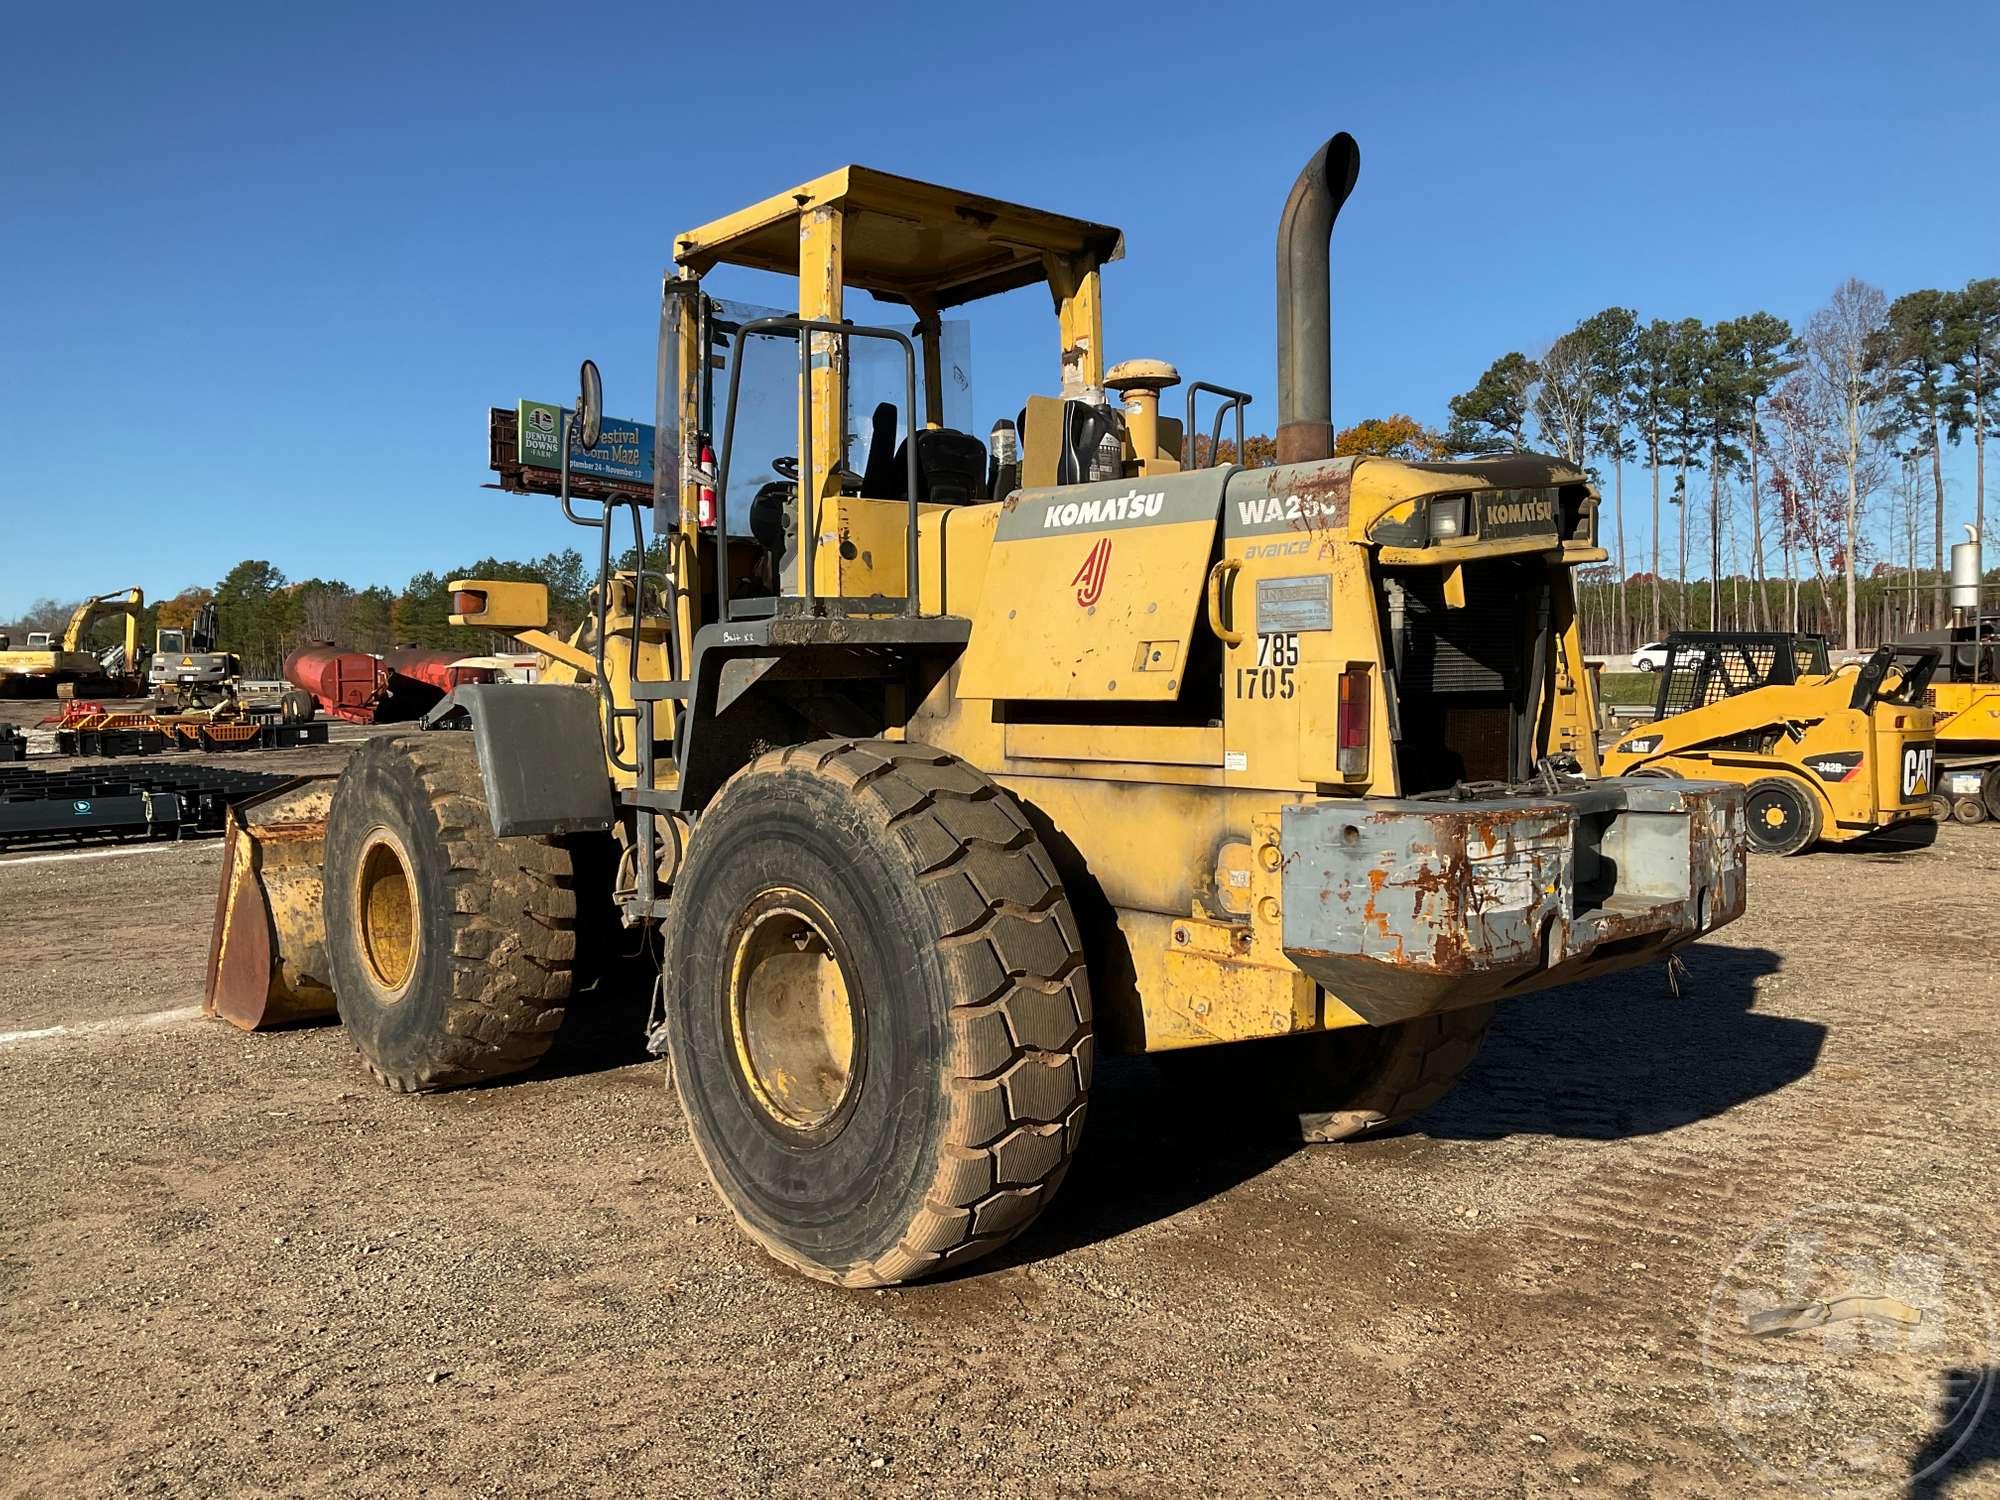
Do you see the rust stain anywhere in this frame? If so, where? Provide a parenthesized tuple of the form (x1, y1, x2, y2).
(1286, 463, 1353, 537)
(1360, 867, 1393, 940)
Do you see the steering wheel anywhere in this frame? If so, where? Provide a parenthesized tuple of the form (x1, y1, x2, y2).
(771, 456, 799, 482)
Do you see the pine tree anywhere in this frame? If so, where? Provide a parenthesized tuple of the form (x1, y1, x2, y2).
(1447, 352, 1539, 454)
(1579, 308, 1639, 647)
(1948, 279, 2000, 549)
(1868, 289, 1965, 624)
(1630, 320, 1676, 637)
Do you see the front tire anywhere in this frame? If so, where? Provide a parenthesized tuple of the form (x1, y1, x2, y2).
(664, 740, 1091, 1287)
(1743, 775, 1821, 856)
(323, 733, 577, 1091)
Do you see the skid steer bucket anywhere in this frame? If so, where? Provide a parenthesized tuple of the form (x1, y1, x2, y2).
(203, 775, 338, 1030)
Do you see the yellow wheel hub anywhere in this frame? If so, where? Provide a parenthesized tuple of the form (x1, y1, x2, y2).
(354, 827, 419, 998)
(727, 890, 859, 1132)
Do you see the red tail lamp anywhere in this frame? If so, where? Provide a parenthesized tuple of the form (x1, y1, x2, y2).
(1337, 666, 1371, 777)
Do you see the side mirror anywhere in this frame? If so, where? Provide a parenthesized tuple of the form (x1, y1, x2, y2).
(575, 359, 603, 451)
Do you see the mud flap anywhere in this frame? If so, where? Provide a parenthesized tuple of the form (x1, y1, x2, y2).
(203, 776, 338, 1030)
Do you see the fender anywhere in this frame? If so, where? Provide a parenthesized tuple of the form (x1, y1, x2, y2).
(423, 682, 616, 837)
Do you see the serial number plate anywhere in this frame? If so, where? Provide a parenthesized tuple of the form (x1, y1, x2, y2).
(1256, 575, 1331, 634)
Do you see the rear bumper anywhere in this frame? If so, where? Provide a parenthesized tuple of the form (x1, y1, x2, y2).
(1279, 779, 1746, 1025)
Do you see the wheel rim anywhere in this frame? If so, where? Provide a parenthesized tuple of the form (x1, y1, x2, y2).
(726, 889, 861, 1138)
(1746, 788, 1800, 850)
(354, 826, 419, 997)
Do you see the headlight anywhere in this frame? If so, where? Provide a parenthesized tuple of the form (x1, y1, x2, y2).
(1428, 495, 1469, 541)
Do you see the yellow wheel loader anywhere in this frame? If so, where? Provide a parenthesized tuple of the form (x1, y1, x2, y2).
(1891, 529, 2000, 824)
(1601, 633, 1939, 856)
(1925, 649, 2000, 824)
(207, 133, 1747, 1286)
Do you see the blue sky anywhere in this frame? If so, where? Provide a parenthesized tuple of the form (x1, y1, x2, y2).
(2, 0, 1995, 613)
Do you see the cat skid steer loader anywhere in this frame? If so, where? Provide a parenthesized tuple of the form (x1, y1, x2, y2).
(206, 133, 1747, 1286)
(1601, 633, 1938, 855)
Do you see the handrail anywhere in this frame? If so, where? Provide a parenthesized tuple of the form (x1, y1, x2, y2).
(1182, 381, 1253, 469)
(556, 406, 645, 775)
(713, 316, 922, 620)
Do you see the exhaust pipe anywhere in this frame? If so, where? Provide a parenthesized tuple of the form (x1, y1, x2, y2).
(1275, 132, 1361, 466)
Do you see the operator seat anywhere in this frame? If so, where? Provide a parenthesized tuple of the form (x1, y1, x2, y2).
(857, 401, 987, 504)
(859, 402, 900, 498)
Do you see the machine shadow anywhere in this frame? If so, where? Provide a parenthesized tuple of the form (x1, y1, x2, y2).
(982, 941, 1814, 1274)
(522, 836, 664, 1083)
(1908, 1365, 1999, 1500)
(1419, 942, 1815, 1141)
(529, 956, 661, 1081)
(955, 1052, 1298, 1278)
(1818, 821, 1941, 856)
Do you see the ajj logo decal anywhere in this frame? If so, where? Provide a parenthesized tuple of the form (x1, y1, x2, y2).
(1072, 538, 1111, 608)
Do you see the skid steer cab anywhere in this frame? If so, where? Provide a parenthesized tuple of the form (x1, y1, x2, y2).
(207, 130, 1747, 1289)
(1602, 633, 1939, 855)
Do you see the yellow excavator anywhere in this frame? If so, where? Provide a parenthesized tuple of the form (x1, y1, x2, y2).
(0, 588, 146, 697)
(1601, 632, 1938, 854)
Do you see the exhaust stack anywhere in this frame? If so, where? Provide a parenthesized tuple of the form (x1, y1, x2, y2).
(1276, 133, 1361, 465)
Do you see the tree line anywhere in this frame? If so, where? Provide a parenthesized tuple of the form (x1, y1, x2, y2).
(0, 550, 599, 679)
(11, 280, 1992, 676)
(1446, 276, 1998, 651)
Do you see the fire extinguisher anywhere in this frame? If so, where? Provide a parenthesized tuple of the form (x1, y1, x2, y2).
(697, 443, 717, 529)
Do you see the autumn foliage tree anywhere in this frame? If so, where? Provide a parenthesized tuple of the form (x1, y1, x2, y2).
(1334, 415, 1447, 459)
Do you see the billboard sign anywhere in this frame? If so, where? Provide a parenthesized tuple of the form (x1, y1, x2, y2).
(516, 400, 656, 487)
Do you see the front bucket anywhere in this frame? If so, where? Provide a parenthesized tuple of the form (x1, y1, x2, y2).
(203, 776, 337, 1031)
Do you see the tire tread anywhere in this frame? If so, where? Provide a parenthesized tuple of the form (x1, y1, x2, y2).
(700, 738, 1090, 1287)
(346, 734, 576, 1093)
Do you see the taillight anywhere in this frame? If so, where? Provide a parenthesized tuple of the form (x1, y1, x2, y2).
(452, 589, 486, 617)
(1337, 666, 1371, 777)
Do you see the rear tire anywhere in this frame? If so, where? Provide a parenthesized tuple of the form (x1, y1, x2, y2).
(664, 740, 1091, 1287)
(1743, 775, 1820, 856)
(1160, 1007, 1495, 1142)
(323, 733, 577, 1092)
(1983, 767, 2000, 823)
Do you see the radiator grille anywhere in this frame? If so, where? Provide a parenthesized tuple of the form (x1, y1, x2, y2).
(1394, 574, 1519, 694)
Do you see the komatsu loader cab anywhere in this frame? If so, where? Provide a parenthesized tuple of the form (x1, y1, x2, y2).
(209, 133, 1747, 1288)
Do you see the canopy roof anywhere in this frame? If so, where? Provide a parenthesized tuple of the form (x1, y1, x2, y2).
(673, 166, 1125, 310)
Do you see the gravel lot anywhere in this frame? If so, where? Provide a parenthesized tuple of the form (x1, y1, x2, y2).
(1, 711, 1996, 1496)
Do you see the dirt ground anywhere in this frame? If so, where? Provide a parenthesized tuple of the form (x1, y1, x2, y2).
(1, 711, 1997, 1496)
